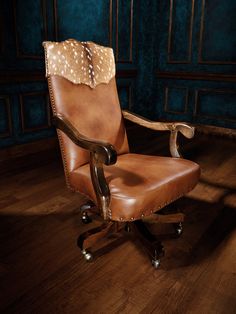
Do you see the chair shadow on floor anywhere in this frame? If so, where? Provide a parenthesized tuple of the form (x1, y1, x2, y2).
(149, 179, 236, 270)
(0, 177, 235, 271)
(72, 186, 236, 270)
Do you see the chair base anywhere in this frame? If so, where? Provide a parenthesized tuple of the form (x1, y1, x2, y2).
(78, 203, 184, 268)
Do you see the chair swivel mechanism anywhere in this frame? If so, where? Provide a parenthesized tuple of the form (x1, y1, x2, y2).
(43, 39, 200, 268)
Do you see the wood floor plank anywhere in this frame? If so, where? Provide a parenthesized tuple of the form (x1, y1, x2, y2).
(0, 133, 235, 313)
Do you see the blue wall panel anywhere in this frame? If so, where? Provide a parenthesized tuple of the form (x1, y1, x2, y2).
(165, 87, 188, 114)
(117, 78, 134, 110)
(116, 0, 133, 62)
(156, 0, 236, 128)
(156, 78, 236, 129)
(200, 0, 236, 63)
(20, 92, 50, 132)
(0, 81, 54, 147)
(56, 0, 111, 46)
(195, 89, 236, 122)
(14, 0, 45, 58)
(0, 0, 236, 149)
(168, 0, 194, 63)
(0, 0, 139, 148)
(0, 96, 11, 137)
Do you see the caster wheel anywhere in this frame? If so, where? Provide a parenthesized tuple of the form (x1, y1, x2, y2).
(173, 222, 183, 237)
(152, 259, 161, 269)
(81, 212, 92, 224)
(82, 249, 93, 262)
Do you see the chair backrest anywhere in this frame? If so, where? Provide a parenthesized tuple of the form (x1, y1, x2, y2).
(43, 39, 129, 186)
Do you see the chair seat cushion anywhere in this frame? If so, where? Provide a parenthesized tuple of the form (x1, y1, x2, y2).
(70, 153, 200, 221)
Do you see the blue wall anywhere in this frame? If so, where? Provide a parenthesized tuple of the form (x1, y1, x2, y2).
(155, 0, 236, 128)
(0, 0, 235, 149)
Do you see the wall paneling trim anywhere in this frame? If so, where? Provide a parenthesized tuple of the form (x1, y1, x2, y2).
(0, 96, 12, 138)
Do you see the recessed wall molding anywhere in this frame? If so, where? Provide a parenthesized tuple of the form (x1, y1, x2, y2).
(194, 88, 236, 122)
(53, 0, 133, 61)
(198, 0, 236, 65)
(13, 0, 48, 59)
(20, 91, 51, 133)
(52, 0, 58, 41)
(117, 84, 132, 109)
(164, 86, 188, 114)
(0, 2, 4, 57)
(53, 0, 112, 47)
(0, 95, 12, 138)
(167, 0, 195, 64)
(109, 0, 113, 47)
(115, 0, 133, 63)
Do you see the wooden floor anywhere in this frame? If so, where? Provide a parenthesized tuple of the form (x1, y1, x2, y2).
(0, 129, 236, 314)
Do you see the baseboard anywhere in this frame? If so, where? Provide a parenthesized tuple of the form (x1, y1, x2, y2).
(0, 137, 59, 162)
(195, 124, 236, 139)
(126, 120, 236, 139)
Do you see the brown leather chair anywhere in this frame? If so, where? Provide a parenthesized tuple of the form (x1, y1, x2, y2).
(43, 39, 200, 268)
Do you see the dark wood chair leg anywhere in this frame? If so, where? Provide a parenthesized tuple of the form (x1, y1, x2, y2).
(133, 220, 165, 268)
(77, 222, 113, 250)
(77, 214, 180, 267)
(143, 211, 184, 237)
(77, 222, 123, 262)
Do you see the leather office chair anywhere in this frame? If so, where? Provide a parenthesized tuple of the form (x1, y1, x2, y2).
(43, 39, 200, 268)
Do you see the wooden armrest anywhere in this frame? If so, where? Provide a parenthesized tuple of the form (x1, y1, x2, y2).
(122, 110, 194, 138)
(53, 113, 116, 220)
(53, 114, 117, 165)
(122, 110, 195, 158)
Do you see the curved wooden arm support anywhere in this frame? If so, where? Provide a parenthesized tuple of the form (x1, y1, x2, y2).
(53, 114, 117, 165)
(90, 153, 111, 220)
(122, 110, 195, 158)
(53, 114, 117, 220)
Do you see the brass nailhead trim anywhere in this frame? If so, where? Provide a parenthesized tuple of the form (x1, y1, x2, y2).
(139, 184, 195, 219)
(47, 75, 71, 190)
(45, 45, 72, 190)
